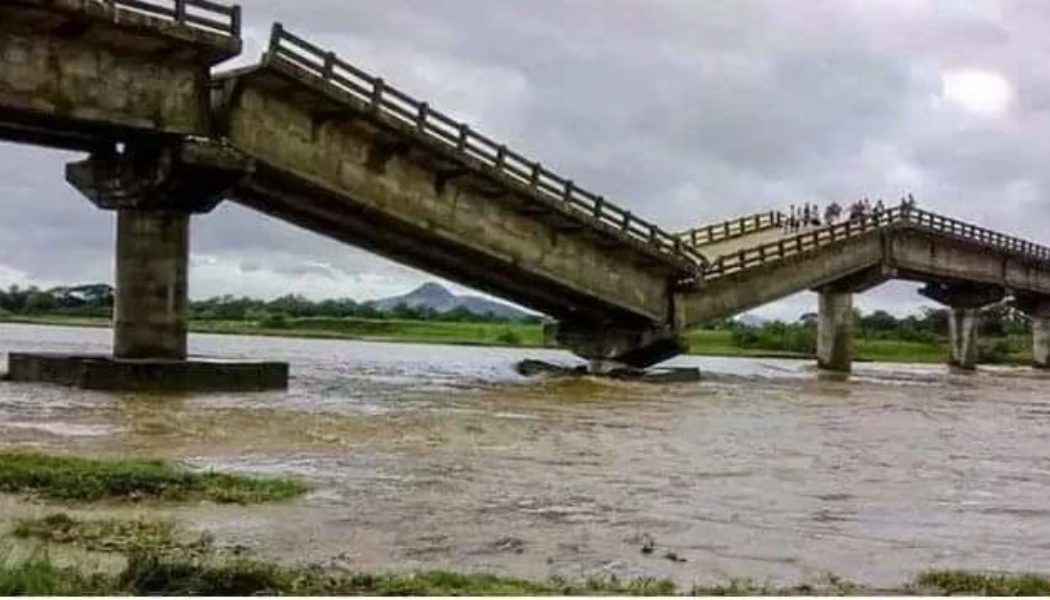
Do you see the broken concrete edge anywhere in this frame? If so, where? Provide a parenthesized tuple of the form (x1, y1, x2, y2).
(515, 359, 701, 384)
(6, 353, 287, 392)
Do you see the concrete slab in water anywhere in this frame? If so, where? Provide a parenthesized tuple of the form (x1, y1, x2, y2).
(5, 353, 288, 392)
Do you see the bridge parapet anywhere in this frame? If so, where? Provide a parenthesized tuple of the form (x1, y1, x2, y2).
(94, 0, 242, 38)
(677, 210, 784, 247)
(698, 206, 1050, 282)
(260, 25, 706, 272)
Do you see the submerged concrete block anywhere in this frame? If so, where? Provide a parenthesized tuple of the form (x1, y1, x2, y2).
(7, 353, 288, 392)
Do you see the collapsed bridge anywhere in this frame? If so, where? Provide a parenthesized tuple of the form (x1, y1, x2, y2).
(1, 0, 1048, 389)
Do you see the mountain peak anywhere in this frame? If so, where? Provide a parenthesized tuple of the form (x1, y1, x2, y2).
(410, 282, 455, 301)
(371, 281, 529, 319)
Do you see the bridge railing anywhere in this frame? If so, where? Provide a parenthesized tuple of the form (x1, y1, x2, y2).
(99, 0, 241, 37)
(266, 24, 706, 270)
(677, 211, 784, 247)
(701, 205, 1050, 281)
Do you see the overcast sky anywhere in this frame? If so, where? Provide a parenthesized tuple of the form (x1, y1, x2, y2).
(2, 0, 1048, 320)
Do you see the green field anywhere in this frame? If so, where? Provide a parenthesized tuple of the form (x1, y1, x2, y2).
(0, 314, 1029, 365)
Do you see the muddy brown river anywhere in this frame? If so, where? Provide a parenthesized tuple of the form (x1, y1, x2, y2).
(2, 322, 1050, 587)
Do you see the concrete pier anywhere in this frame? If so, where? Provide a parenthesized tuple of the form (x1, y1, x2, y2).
(5, 142, 288, 392)
(919, 283, 1005, 371)
(817, 290, 853, 373)
(947, 307, 980, 371)
(114, 210, 190, 360)
(1033, 318, 1050, 370)
(1012, 295, 1050, 370)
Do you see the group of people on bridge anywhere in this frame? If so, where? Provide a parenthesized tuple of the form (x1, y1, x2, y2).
(783, 195, 917, 233)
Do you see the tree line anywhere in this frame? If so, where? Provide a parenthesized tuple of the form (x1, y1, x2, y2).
(0, 284, 542, 324)
(726, 305, 1032, 362)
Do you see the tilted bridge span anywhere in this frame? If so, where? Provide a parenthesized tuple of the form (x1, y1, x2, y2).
(1, 0, 1048, 389)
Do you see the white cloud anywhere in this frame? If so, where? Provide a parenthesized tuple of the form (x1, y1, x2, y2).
(941, 69, 1014, 116)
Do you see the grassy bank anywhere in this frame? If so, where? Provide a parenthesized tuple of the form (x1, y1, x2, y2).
(0, 452, 306, 504)
(686, 328, 954, 364)
(0, 314, 1025, 365)
(3, 524, 1049, 596)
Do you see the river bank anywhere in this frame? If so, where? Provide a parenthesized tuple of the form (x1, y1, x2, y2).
(1, 453, 1048, 596)
(4, 324, 1050, 588)
(0, 314, 1001, 365)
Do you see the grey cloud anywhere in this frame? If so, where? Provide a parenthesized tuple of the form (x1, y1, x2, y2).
(2, 0, 1049, 315)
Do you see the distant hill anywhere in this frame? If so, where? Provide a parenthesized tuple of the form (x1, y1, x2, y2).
(370, 282, 530, 319)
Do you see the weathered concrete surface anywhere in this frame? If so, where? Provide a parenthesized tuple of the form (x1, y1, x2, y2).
(816, 291, 853, 373)
(113, 210, 190, 360)
(66, 141, 250, 360)
(946, 308, 980, 370)
(892, 229, 1050, 296)
(7, 353, 288, 392)
(1012, 295, 1050, 369)
(217, 64, 677, 326)
(676, 232, 884, 326)
(212, 60, 689, 367)
(552, 321, 685, 371)
(919, 283, 1005, 371)
(1033, 319, 1050, 370)
(0, 0, 239, 149)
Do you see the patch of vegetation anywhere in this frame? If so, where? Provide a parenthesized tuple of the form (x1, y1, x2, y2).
(916, 570, 1050, 596)
(0, 452, 307, 504)
(13, 514, 191, 554)
(9, 517, 1050, 599)
(0, 553, 114, 596)
(0, 547, 676, 596)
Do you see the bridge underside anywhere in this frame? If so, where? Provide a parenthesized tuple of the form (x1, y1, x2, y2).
(215, 61, 689, 368)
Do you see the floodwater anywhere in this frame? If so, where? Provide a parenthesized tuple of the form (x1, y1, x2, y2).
(3, 322, 1050, 587)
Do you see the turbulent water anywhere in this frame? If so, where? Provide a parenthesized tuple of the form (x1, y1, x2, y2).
(2, 322, 1050, 586)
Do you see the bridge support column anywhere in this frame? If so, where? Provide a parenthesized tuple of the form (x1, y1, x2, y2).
(553, 321, 686, 374)
(946, 307, 980, 371)
(114, 210, 189, 360)
(1034, 319, 1050, 370)
(816, 290, 853, 373)
(6, 141, 288, 391)
(1012, 294, 1050, 370)
(919, 283, 1005, 371)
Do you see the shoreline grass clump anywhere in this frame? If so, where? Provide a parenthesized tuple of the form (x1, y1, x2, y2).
(0, 452, 307, 504)
(13, 514, 187, 554)
(915, 570, 1050, 596)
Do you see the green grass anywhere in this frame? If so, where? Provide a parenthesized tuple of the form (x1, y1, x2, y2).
(0, 545, 675, 596)
(915, 570, 1050, 596)
(8, 514, 1050, 596)
(13, 514, 185, 554)
(0, 452, 307, 504)
(0, 554, 114, 596)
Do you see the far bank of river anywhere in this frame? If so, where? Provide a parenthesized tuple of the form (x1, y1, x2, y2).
(0, 313, 1022, 366)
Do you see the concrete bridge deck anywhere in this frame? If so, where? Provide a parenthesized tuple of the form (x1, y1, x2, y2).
(2, 0, 1050, 388)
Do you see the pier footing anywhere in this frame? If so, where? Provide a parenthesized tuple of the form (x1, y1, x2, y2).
(6, 353, 288, 392)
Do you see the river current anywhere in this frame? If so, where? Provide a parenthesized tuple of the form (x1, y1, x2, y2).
(2, 322, 1049, 587)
